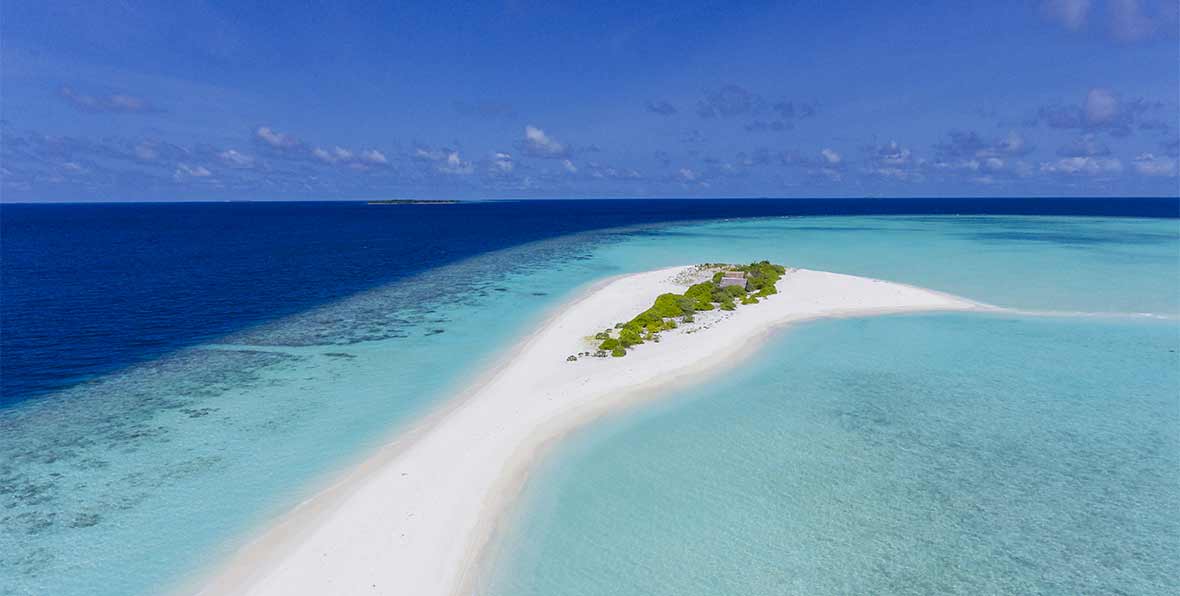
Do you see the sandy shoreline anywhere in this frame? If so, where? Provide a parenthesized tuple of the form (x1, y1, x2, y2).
(192, 266, 989, 596)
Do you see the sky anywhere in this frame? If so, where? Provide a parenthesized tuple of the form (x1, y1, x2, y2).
(1, 0, 1178, 202)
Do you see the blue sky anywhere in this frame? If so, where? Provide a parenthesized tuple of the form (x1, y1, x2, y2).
(1, 0, 1177, 201)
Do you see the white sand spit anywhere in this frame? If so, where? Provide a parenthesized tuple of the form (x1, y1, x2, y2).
(194, 267, 987, 596)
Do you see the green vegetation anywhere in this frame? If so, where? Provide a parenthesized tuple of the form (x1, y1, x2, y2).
(586, 261, 786, 358)
(597, 337, 621, 351)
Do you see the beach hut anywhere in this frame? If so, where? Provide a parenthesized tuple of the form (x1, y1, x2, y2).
(719, 270, 747, 289)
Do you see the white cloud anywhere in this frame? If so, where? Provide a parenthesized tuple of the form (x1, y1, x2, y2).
(1041, 1, 1169, 43)
(935, 159, 980, 171)
(491, 152, 514, 172)
(219, 149, 254, 167)
(311, 146, 385, 167)
(59, 87, 155, 114)
(313, 146, 356, 164)
(997, 130, 1026, 155)
(562, 159, 578, 174)
(865, 141, 924, 181)
(1060, 133, 1112, 157)
(678, 168, 698, 181)
(1041, 0, 1093, 30)
(361, 149, 387, 165)
(416, 147, 473, 175)
(174, 163, 212, 180)
(804, 148, 844, 181)
(521, 125, 569, 158)
(1133, 153, 1177, 176)
(256, 126, 299, 149)
(1084, 88, 1119, 126)
(1109, 0, 1157, 41)
(442, 151, 473, 174)
(134, 143, 158, 161)
(584, 162, 642, 180)
(877, 141, 912, 166)
(415, 148, 445, 161)
(1039, 156, 1123, 175)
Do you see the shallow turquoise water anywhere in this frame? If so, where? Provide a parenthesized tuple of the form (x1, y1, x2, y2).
(485, 314, 1180, 595)
(0, 234, 620, 596)
(1, 216, 1176, 595)
(481, 216, 1180, 595)
(592, 216, 1180, 315)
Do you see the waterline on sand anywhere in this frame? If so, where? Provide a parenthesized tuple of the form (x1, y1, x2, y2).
(194, 267, 990, 596)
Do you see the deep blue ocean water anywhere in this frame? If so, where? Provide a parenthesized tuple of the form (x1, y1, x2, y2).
(3, 198, 1176, 404)
(0, 198, 1177, 595)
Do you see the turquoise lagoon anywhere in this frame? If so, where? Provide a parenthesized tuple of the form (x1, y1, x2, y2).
(485, 314, 1178, 595)
(1, 216, 1177, 595)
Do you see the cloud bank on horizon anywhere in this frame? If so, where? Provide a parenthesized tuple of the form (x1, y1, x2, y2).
(1, 0, 1177, 201)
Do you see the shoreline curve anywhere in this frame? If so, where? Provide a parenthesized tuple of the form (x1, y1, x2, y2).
(190, 266, 990, 596)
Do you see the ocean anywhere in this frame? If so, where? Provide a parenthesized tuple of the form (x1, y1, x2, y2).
(0, 199, 1177, 595)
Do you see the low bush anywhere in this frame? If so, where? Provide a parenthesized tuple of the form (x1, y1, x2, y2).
(587, 260, 785, 358)
(684, 283, 716, 311)
(618, 327, 643, 347)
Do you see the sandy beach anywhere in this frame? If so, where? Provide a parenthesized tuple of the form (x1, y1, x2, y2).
(195, 266, 988, 596)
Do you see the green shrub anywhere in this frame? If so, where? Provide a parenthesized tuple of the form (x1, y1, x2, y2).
(684, 283, 716, 310)
(651, 293, 688, 317)
(592, 261, 783, 352)
(598, 337, 620, 351)
(724, 284, 747, 297)
(618, 327, 643, 347)
(741, 261, 786, 295)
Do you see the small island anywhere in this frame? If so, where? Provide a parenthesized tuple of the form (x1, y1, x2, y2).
(576, 261, 786, 359)
(198, 264, 983, 596)
(367, 199, 459, 205)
